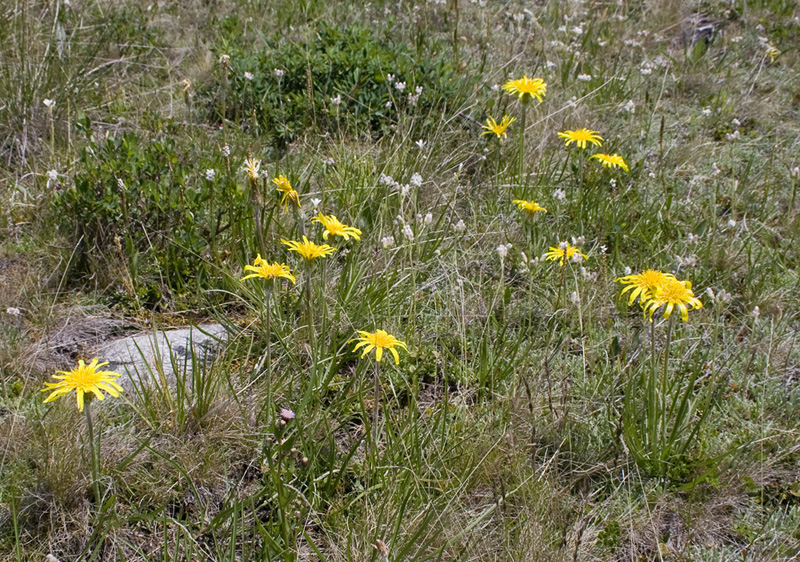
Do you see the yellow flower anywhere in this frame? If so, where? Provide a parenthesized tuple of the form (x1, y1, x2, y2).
(482, 115, 516, 138)
(273, 175, 301, 210)
(557, 128, 604, 149)
(41, 358, 124, 412)
(767, 44, 780, 62)
(351, 329, 408, 364)
(544, 242, 587, 266)
(512, 199, 547, 216)
(590, 153, 629, 172)
(642, 278, 703, 322)
(243, 157, 261, 181)
(615, 270, 677, 306)
(502, 75, 547, 103)
(240, 254, 296, 284)
(281, 236, 336, 261)
(311, 213, 362, 241)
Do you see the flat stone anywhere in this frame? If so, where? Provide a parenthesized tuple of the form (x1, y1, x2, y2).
(94, 324, 228, 392)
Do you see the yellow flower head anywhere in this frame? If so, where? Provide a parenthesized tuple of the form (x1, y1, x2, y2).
(273, 175, 301, 210)
(243, 157, 261, 182)
(482, 115, 516, 138)
(512, 199, 547, 216)
(557, 128, 604, 149)
(642, 278, 703, 322)
(241, 254, 296, 284)
(350, 329, 408, 364)
(767, 44, 780, 62)
(544, 242, 587, 266)
(615, 269, 677, 307)
(41, 358, 124, 412)
(311, 213, 362, 241)
(502, 75, 547, 103)
(281, 236, 336, 261)
(590, 153, 629, 172)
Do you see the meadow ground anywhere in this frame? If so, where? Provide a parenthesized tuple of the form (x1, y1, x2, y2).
(1, 0, 800, 560)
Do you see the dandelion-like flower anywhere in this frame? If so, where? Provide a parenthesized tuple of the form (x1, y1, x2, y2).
(351, 329, 408, 364)
(502, 75, 547, 102)
(482, 115, 516, 138)
(615, 270, 676, 306)
(544, 242, 587, 266)
(243, 157, 261, 181)
(41, 359, 123, 412)
(273, 175, 301, 210)
(557, 128, 603, 149)
(512, 199, 547, 216)
(590, 153, 629, 172)
(281, 236, 336, 261)
(642, 278, 703, 321)
(240, 255, 296, 284)
(766, 44, 780, 62)
(311, 213, 362, 241)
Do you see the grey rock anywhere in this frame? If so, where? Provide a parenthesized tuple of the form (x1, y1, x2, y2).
(94, 324, 228, 392)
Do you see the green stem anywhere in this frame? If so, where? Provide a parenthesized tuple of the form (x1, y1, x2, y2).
(265, 288, 273, 406)
(661, 315, 675, 463)
(518, 101, 528, 185)
(373, 360, 382, 458)
(85, 399, 101, 504)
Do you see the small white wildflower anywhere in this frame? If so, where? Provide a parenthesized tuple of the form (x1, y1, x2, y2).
(725, 130, 740, 141)
(381, 236, 396, 249)
(570, 291, 580, 304)
(395, 214, 405, 225)
(310, 198, 322, 209)
(559, 241, 569, 250)
(717, 289, 732, 304)
(571, 253, 584, 264)
(571, 26, 584, 34)
(46, 169, 59, 182)
(43, 99, 55, 108)
(623, 266, 632, 276)
(609, 178, 617, 188)
(711, 162, 722, 176)
(6, 307, 21, 316)
(730, 36, 743, 43)
(415, 86, 423, 95)
(221, 144, 231, 157)
(385, 101, 393, 109)
(453, 219, 466, 233)
(732, 118, 741, 127)
(791, 166, 800, 178)
(529, 257, 540, 267)
(410, 173, 423, 187)
(577, 73, 592, 82)
(274, 68, 285, 78)
(117, 178, 126, 191)
(676, 255, 697, 268)
(490, 84, 500, 91)
(415, 139, 426, 149)
(386, 74, 395, 83)
(244, 71, 254, 81)
(394, 81, 406, 92)
(205, 169, 216, 181)
(649, 172, 657, 179)
(640, 67, 652, 76)
(400, 183, 412, 197)
(546, 60, 556, 69)
(623, 99, 635, 113)
(557, 25, 567, 33)
(687, 232, 699, 244)
(702, 107, 712, 116)
(580, 267, 590, 278)
(705, 287, 716, 301)
(330, 94, 341, 105)
(379, 173, 396, 186)
(751, 305, 760, 320)
(553, 188, 566, 201)
(408, 93, 419, 105)
(727, 219, 736, 228)
(326, 157, 335, 165)
(219, 54, 230, 66)
(496, 244, 509, 259)
(571, 236, 585, 246)
(423, 213, 433, 225)
(402, 224, 415, 241)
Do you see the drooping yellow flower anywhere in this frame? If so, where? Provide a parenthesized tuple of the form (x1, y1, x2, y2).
(544, 242, 587, 266)
(240, 254, 296, 284)
(502, 75, 547, 103)
(482, 115, 516, 138)
(642, 278, 703, 322)
(512, 199, 547, 216)
(766, 44, 780, 62)
(590, 153, 629, 172)
(351, 329, 408, 364)
(281, 236, 336, 261)
(615, 270, 676, 307)
(41, 359, 124, 412)
(311, 213, 362, 241)
(557, 128, 603, 149)
(273, 175, 301, 210)
(243, 157, 261, 181)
